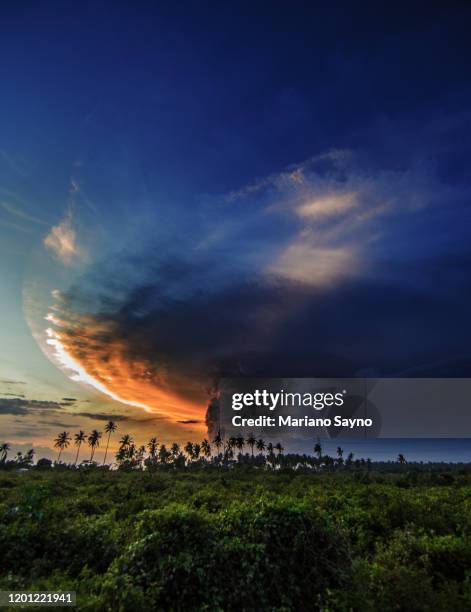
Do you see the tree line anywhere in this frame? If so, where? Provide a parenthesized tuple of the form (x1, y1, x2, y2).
(0, 421, 408, 470)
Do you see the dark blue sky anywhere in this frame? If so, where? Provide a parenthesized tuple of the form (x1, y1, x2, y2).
(3, 1, 471, 194)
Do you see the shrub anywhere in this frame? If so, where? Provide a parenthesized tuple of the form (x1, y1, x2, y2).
(101, 502, 351, 610)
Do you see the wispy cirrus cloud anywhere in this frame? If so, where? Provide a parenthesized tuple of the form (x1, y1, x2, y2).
(1, 201, 47, 225)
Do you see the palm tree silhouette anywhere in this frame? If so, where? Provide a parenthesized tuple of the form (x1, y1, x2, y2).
(136, 445, 146, 467)
(246, 434, 256, 457)
(74, 430, 86, 465)
(119, 434, 133, 450)
(159, 444, 170, 464)
(192, 443, 201, 461)
(201, 439, 211, 458)
(170, 442, 180, 461)
(24, 448, 35, 466)
(147, 437, 158, 459)
(184, 442, 194, 462)
(397, 453, 406, 464)
(54, 431, 71, 463)
(275, 442, 284, 456)
(212, 431, 223, 456)
(314, 441, 322, 460)
(256, 438, 266, 455)
(0, 442, 10, 463)
(103, 421, 118, 465)
(88, 430, 102, 462)
(236, 436, 245, 456)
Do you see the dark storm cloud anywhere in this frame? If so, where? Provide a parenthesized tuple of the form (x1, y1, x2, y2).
(73, 412, 164, 424)
(52, 137, 471, 417)
(0, 398, 71, 416)
(74, 412, 131, 422)
(60, 248, 471, 394)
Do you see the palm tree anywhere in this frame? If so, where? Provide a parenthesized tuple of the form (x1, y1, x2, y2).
(275, 442, 285, 463)
(0, 442, 10, 463)
(103, 420, 117, 465)
(314, 441, 322, 459)
(119, 434, 133, 448)
(236, 436, 245, 455)
(88, 430, 102, 462)
(246, 434, 256, 457)
(137, 445, 146, 467)
(74, 430, 86, 465)
(192, 443, 201, 461)
(336, 446, 344, 468)
(212, 430, 223, 456)
(147, 437, 158, 459)
(397, 453, 406, 464)
(170, 442, 181, 461)
(54, 431, 71, 463)
(324, 455, 335, 471)
(24, 448, 35, 466)
(115, 434, 134, 467)
(256, 438, 266, 455)
(184, 442, 194, 461)
(201, 438, 211, 458)
(159, 444, 170, 464)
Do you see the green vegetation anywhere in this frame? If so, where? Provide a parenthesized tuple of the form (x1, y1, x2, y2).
(0, 466, 470, 611)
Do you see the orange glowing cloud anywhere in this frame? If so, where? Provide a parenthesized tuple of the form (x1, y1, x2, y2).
(42, 298, 207, 428)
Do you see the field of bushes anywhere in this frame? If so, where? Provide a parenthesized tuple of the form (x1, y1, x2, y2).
(1, 467, 470, 611)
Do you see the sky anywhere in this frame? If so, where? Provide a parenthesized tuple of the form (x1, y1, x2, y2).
(1, 1, 471, 461)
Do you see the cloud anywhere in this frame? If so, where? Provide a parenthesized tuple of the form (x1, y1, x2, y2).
(73, 412, 131, 422)
(37, 420, 77, 428)
(0, 392, 25, 397)
(296, 193, 358, 219)
(25, 140, 471, 438)
(0, 397, 76, 416)
(269, 242, 356, 286)
(0, 217, 34, 234)
(0, 201, 47, 225)
(43, 209, 85, 265)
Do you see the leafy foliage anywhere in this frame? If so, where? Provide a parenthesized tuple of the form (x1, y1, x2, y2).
(0, 469, 470, 610)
